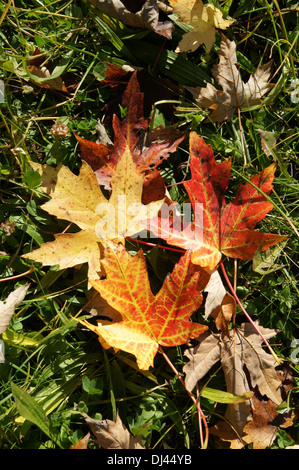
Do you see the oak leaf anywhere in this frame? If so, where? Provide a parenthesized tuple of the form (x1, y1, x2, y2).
(147, 132, 287, 271)
(183, 322, 282, 438)
(187, 35, 273, 122)
(22, 147, 163, 281)
(80, 243, 208, 370)
(169, 0, 234, 52)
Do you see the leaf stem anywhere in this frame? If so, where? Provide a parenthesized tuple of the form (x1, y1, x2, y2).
(220, 260, 282, 364)
(125, 237, 185, 254)
(159, 346, 209, 448)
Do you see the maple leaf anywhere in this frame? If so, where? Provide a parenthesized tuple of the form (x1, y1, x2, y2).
(79, 243, 208, 370)
(87, 0, 174, 38)
(241, 395, 295, 449)
(75, 72, 185, 197)
(187, 35, 273, 122)
(147, 132, 287, 271)
(183, 322, 282, 441)
(169, 0, 234, 52)
(211, 395, 296, 449)
(22, 147, 163, 281)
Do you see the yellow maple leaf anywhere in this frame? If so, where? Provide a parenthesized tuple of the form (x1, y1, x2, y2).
(22, 146, 163, 282)
(169, 0, 235, 52)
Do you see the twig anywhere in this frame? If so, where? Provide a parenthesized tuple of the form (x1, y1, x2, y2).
(220, 260, 282, 364)
(159, 346, 209, 448)
(0, 265, 34, 283)
(125, 237, 185, 254)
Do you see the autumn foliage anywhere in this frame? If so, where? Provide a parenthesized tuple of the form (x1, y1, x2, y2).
(22, 70, 288, 448)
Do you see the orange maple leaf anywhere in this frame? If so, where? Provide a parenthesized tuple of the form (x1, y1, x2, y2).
(80, 243, 208, 370)
(148, 132, 287, 271)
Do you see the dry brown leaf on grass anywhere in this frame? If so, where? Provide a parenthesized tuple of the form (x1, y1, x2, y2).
(241, 396, 296, 449)
(83, 412, 144, 449)
(183, 322, 283, 444)
(87, 0, 174, 38)
(0, 284, 30, 362)
(211, 395, 296, 449)
(169, 0, 234, 52)
(187, 35, 273, 122)
(69, 432, 90, 449)
(0, 285, 30, 335)
(204, 270, 236, 337)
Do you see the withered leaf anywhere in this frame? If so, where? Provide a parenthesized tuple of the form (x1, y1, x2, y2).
(69, 432, 90, 449)
(183, 322, 282, 435)
(0, 284, 30, 335)
(83, 411, 144, 449)
(187, 35, 273, 122)
(87, 0, 174, 38)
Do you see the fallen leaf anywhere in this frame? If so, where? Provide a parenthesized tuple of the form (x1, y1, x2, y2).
(75, 72, 185, 200)
(80, 243, 208, 370)
(214, 395, 297, 449)
(241, 396, 280, 449)
(69, 432, 90, 449)
(22, 147, 163, 282)
(0, 284, 30, 335)
(169, 0, 234, 52)
(187, 35, 273, 122)
(83, 411, 144, 449)
(25, 49, 77, 93)
(87, 0, 174, 38)
(203, 270, 235, 336)
(147, 132, 287, 271)
(183, 322, 282, 436)
(204, 270, 226, 319)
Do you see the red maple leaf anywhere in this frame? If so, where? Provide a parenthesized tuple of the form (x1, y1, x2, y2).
(147, 132, 287, 271)
(74, 72, 185, 201)
(79, 243, 208, 370)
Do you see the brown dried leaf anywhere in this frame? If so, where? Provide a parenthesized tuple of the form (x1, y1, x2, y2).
(83, 412, 144, 449)
(0, 285, 30, 335)
(187, 35, 273, 122)
(184, 322, 282, 435)
(87, 0, 174, 38)
(69, 432, 90, 449)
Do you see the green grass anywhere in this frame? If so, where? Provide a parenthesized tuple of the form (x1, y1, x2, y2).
(0, 0, 298, 449)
